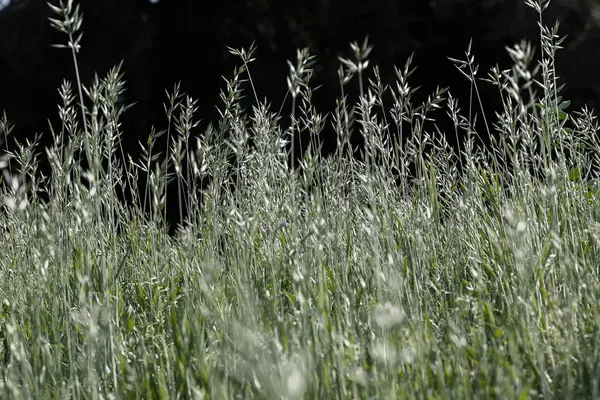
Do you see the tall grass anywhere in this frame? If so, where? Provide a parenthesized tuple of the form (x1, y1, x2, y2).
(1, 0, 600, 398)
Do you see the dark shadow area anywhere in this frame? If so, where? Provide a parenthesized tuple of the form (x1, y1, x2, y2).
(1, 0, 599, 233)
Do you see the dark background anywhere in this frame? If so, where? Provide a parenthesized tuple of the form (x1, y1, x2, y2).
(1, 0, 600, 230)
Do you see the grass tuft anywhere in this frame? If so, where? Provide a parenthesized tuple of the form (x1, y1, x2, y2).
(1, 0, 600, 398)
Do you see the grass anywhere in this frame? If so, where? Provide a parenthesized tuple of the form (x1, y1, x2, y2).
(1, 0, 600, 398)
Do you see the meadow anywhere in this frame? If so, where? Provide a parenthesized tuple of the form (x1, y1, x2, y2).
(1, 0, 600, 398)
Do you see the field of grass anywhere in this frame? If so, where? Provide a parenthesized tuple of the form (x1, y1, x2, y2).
(1, 0, 600, 398)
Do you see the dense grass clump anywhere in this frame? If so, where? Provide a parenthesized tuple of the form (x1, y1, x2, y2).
(1, 0, 600, 398)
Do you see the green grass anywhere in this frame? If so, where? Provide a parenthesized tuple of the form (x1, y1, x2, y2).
(1, 0, 600, 398)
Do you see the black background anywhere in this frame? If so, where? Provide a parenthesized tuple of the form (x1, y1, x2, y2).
(1, 0, 599, 230)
